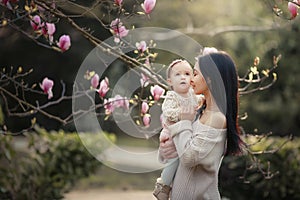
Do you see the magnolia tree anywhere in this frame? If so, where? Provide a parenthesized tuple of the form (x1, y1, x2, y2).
(0, 0, 296, 175)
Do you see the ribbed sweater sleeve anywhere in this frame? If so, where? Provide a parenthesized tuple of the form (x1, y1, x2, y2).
(169, 120, 224, 170)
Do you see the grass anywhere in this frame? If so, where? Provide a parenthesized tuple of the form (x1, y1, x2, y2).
(74, 165, 161, 191)
(72, 134, 161, 191)
(115, 134, 160, 148)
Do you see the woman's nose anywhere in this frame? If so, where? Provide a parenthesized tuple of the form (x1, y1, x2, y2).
(190, 79, 195, 86)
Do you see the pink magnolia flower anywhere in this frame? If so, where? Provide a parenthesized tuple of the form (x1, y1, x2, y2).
(288, 1, 298, 19)
(104, 98, 114, 115)
(91, 73, 99, 89)
(57, 35, 71, 52)
(136, 41, 147, 52)
(110, 18, 121, 31)
(1, 0, 9, 5)
(30, 15, 42, 31)
(113, 95, 129, 110)
(143, 114, 151, 127)
(115, 0, 123, 6)
(104, 95, 129, 115)
(41, 23, 47, 35)
(97, 77, 109, 98)
(140, 73, 151, 87)
(141, 0, 156, 14)
(117, 26, 129, 38)
(46, 23, 56, 35)
(42, 23, 56, 44)
(110, 18, 129, 41)
(141, 101, 149, 114)
(1, 0, 17, 10)
(114, 37, 121, 43)
(144, 57, 151, 68)
(202, 47, 218, 55)
(40, 77, 54, 99)
(150, 85, 165, 101)
(1, 0, 17, 5)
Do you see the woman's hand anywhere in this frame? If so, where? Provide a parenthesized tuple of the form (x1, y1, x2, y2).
(159, 129, 178, 159)
(180, 105, 197, 121)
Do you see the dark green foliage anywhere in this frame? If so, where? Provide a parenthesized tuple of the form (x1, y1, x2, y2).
(220, 136, 300, 200)
(0, 129, 107, 200)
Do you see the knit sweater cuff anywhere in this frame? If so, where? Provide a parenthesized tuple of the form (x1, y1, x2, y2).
(168, 120, 193, 138)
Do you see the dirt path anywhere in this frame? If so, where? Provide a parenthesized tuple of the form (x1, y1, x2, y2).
(64, 189, 156, 200)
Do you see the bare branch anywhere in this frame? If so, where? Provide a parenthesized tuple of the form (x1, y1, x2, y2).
(34, 0, 169, 89)
(239, 55, 281, 95)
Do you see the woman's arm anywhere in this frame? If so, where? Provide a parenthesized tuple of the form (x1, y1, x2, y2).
(168, 120, 224, 169)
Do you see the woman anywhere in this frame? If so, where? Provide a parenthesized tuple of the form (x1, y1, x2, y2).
(159, 50, 243, 200)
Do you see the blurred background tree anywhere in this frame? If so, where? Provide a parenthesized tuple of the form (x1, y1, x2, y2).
(1, 0, 299, 199)
(0, 0, 298, 136)
(137, 0, 300, 137)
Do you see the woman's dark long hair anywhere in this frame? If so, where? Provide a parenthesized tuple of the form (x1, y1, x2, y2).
(198, 52, 243, 155)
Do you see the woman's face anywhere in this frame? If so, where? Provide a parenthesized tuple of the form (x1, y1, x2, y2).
(192, 61, 207, 95)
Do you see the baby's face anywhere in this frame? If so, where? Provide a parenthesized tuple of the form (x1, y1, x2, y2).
(168, 61, 193, 95)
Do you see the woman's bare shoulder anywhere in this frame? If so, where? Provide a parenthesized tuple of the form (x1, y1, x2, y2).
(201, 111, 226, 129)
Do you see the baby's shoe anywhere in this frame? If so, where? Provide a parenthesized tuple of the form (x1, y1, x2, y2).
(153, 181, 171, 200)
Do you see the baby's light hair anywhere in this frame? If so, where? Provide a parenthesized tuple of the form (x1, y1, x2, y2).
(166, 59, 191, 78)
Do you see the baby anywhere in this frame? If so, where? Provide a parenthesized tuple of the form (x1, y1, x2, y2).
(153, 59, 204, 200)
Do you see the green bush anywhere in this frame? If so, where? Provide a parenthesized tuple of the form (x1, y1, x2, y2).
(0, 127, 113, 200)
(220, 135, 300, 200)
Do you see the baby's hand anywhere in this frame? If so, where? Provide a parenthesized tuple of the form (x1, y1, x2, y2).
(159, 129, 170, 143)
(180, 105, 197, 121)
(197, 94, 205, 107)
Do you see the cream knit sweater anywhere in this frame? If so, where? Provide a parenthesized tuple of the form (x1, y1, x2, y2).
(165, 120, 226, 200)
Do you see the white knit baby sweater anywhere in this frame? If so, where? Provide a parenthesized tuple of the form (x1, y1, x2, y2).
(161, 88, 201, 124)
(166, 120, 226, 200)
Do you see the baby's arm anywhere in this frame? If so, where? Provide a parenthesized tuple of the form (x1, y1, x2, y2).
(162, 92, 181, 122)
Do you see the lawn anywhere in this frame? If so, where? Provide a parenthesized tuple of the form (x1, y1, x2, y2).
(73, 134, 161, 191)
(74, 165, 161, 191)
